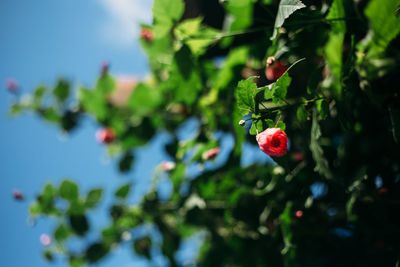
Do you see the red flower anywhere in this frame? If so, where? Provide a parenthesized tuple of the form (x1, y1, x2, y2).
(96, 128, 116, 144)
(265, 61, 286, 81)
(140, 28, 154, 43)
(202, 147, 220, 160)
(256, 128, 288, 157)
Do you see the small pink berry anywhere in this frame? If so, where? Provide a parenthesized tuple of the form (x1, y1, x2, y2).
(12, 190, 24, 200)
(40, 234, 51, 246)
(266, 56, 275, 66)
(160, 161, 176, 171)
(96, 128, 116, 144)
(5, 78, 18, 93)
(202, 147, 220, 161)
(294, 210, 303, 219)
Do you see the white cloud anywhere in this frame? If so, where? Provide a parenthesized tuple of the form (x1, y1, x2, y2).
(97, 0, 153, 47)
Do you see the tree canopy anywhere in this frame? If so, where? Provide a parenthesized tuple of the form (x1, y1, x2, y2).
(8, 0, 400, 266)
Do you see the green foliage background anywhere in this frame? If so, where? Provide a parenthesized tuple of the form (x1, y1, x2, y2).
(9, 0, 400, 266)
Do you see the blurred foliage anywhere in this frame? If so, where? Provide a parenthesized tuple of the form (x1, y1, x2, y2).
(9, 0, 400, 266)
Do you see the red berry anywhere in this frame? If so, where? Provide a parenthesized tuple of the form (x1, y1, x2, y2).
(140, 28, 154, 43)
(256, 128, 288, 157)
(292, 152, 304, 162)
(266, 56, 275, 66)
(12, 190, 24, 200)
(5, 78, 18, 93)
(96, 128, 116, 144)
(202, 147, 220, 160)
(377, 187, 388, 195)
(265, 61, 286, 81)
(294, 210, 303, 219)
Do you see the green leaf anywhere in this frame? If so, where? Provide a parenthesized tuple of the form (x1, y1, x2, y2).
(133, 236, 152, 259)
(296, 104, 308, 121)
(389, 106, 400, 143)
(316, 99, 329, 120)
(271, 0, 306, 40)
(86, 188, 103, 209)
(364, 0, 400, 54)
(276, 121, 286, 131)
(59, 180, 79, 202)
(269, 72, 292, 104)
(280, 202, 296, 264)
(128, 83, 162, 116)
(118, 152, 135, 173)
(174, 18, 220, 56)
(68, 214, 89, 236)
(29, 203, 41, 216)
(235, 77, 258, 115)
(153, 0, 184, 23)
(225, 0, 255, 33)
(86, 242, 109, 263)
(115, 184, 131, 199)
(310, 109, 332, 179)
(79, 88, 109, 121)
(54, 224, 70, 241)
(324, 0, 346, 96)
(96, 74, 115, 94)
(53, 79, 70, 102)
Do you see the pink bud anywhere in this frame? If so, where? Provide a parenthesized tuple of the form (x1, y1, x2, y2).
(140, 28, 154, 43)
(202, 147, 220, 161)
(101, 61, 110, 75)
(5, 78, 18, 93)
(12, 190, 24, 200)
(160, 161, 176, 171)
(40, 234, 51, 246)
(294, 210, 303, 219)
(96, 128, 116, 144)
(266, 56, 275, 66)
(265, 61, 286, 81)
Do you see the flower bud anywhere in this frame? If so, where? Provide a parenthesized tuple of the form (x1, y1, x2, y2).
(265, 61, 286, 81)
(239, 120, 246, 126)
(160, 161, 176, 171)
(294, 210, 303, 219)
(40, 234, 51, 246)
(5, 78, 18, 93)
(12, 190, 24, 200)
(202, 147, 220, 160)
(266, 56, 275, 66)
(96, 128, 116, 144)
(140, 28, 154, 43)
(256, 128, 288, 157)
